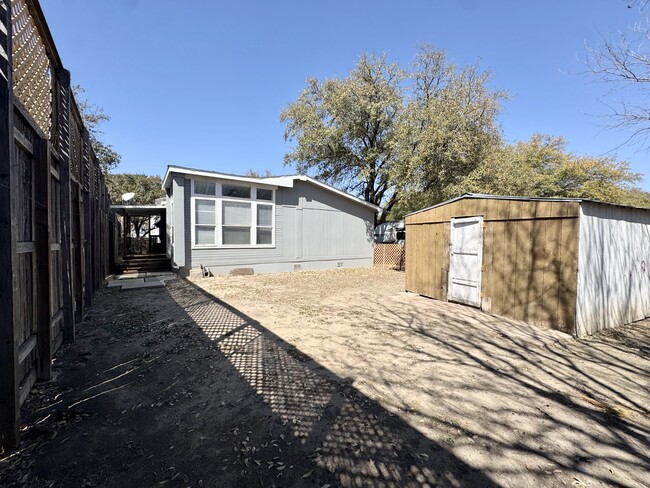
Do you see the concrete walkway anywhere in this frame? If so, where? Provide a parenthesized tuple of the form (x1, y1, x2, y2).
(106, 272, 177, 290)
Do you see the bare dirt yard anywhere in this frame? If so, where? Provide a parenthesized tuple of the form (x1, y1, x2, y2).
(1, 268, 648, 488)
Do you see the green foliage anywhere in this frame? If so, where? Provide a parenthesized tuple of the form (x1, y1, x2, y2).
(281, 52, 403, 221)
(397, 46, 507, 205)
(620, 188, 650, 208)
(281, 46, 505, 222)
(105, 173, 165, 205)
(72, 85, 121, 173)
(454, 134, 644, 205)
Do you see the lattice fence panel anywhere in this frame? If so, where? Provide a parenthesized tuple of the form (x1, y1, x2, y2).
(374, 243, 405, 270)
(11, 0, 52, 138)
(82, 130, 90, 192)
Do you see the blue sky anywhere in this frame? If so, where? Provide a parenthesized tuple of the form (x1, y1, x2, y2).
(42, 0, 649, 190)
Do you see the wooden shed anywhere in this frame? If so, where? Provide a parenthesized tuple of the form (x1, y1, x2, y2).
(405, 194, 650, 337)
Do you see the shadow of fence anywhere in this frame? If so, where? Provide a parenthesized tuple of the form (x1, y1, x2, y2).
(167, 279, 498, 487)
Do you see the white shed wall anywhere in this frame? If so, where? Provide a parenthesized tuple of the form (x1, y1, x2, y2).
(576, 202, 650, 336)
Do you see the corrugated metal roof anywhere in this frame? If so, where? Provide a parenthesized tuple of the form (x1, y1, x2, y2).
(405, 193, 650, 217)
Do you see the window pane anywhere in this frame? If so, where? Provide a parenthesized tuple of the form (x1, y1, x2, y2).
(257, 228, 272, 245)
(194, 181, 215, 195)
(223, 201, 251, 225)
(195, 226, 216, 245)
(196, 212, 215, 225)
(223, 227, 251, 245)
(222, 184, 251, 199)
(196, 199, 215, 212)
(257, 204, 272, 227)
(257, 188, 273, 201)
(195, 199, 215, 224)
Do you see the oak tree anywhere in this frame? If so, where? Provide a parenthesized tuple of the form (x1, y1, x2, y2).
(72, 85, 121, 173)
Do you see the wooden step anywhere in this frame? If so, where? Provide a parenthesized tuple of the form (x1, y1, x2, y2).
(118, 255, 171, 273)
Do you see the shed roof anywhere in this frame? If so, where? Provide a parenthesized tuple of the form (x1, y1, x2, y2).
(162, 165, 381, 211)
(405, 193, 650, 217)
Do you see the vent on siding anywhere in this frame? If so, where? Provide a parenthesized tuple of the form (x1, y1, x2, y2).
(337, 262, 343, 267)
(294, 264, 302, 270)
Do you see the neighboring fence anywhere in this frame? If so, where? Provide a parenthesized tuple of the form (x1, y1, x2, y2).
(374, 243, 405, 270)
(0, 0, 114, 450)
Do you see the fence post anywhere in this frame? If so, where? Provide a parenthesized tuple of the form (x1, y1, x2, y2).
(34, 138, 52, 380)
(82, 128, 92, 308)
(0, 0, 19, 450)
(57, 68, 75, 343)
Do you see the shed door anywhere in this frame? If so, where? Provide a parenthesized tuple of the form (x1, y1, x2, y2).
(448, 216, 483, 308)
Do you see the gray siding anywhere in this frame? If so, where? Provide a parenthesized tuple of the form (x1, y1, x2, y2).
(165, 189, 172, 258)
(187, 179, 375, 274)
(183, 178, 192, 272)
(171, 175, 186, 268)
(298, 181, 375, 260)
(576, 202, 650, 336)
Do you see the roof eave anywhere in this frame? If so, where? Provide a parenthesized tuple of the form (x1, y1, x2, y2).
(162, 165, 291, 190)
(296, 175, 382, 212)
(162, 166, 381, 212)
(405, 193, 588, 218)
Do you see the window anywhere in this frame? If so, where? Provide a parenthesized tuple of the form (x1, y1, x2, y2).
(191, 178, 275, 247)
(194, 180, 216, 196)
(222, 201, 251, 245)
(222, 184, 251, 199)
(256, 188, 273, 201)
(195, 199, 216, 245)
(256, 204, 273, 244)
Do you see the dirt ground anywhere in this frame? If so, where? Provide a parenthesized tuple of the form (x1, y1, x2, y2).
(1, 268, 649, 487)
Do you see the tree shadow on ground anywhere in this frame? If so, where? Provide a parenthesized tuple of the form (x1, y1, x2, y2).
(340, 295, 650, 487)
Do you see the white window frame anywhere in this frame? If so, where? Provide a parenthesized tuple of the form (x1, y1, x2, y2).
(190, 178, 276, 249)
(193, 198, 218, 246)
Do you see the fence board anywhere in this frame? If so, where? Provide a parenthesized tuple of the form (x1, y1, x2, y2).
(34, 136, 51, 379)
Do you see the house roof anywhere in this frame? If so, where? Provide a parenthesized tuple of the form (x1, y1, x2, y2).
(405, 193, 650, 217)
(162, 165, 381, 211)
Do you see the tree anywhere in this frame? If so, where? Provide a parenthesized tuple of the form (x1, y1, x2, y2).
(107, 173, 166, 241)
(584, 3, 650, 147)
(245, 169, 274, 178)
(105, 173, 165, 205)
(281, 46, 506, 222)
(393, 46, 507, 215)
(620, 187, 650, 206)
(281, 53, 404, 222)
(72, 85, 121, 173)
(455, 134, 645, 204)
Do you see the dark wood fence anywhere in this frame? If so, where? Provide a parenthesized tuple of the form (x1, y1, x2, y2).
(0, 0, 114, 450)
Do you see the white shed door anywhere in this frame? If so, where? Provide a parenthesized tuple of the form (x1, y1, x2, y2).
(448, 216, 483, 308)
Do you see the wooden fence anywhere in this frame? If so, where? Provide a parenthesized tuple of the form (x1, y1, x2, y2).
(0, 0, 114, 450)
(374, 243, 406, 270)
